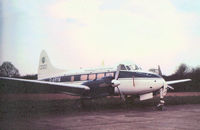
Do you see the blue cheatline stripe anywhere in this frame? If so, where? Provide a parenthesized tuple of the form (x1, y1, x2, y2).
(41, 71, 161, 82)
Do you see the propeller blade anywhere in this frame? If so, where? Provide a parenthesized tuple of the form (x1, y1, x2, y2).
(115, 64, 121, 80)
(167, 85, 174, 90)
(111, 80, 124, 101)
(116, 86, 125, 101)
(113, 64, 125, 101)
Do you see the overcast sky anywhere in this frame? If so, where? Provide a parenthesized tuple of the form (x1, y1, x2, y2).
(0, 0, 200, 75)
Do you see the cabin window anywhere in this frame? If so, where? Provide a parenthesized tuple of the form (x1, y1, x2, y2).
(106, 72, 114, 77)
(81, 75, 88, 81)
(61, 76, 71, 82)
(89, 74, 96, 80)
(71, 76, 74, 82)
(97, 73, 105, 79)
(74, 75, 80, 81)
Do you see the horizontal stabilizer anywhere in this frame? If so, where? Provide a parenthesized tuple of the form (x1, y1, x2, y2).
(166, 79, 191, 85)
(0, 77, 89, 95)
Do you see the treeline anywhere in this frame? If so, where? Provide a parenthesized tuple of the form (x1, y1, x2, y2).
(20, 74, 38, 80)
(0, 62, 37, 79)
(163, 64, 200, 92)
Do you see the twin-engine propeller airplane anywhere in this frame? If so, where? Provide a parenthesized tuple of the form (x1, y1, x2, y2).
(0, 50, 191, 110)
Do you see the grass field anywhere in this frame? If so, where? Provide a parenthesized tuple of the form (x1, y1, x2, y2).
(1, 92, 200, 101)
(1, 93, 200, 119)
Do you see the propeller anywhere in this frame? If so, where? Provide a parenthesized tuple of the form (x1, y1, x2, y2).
(111, 64, 125, 101)
(167, 85, 174, 90)
(157, 82, 174, 110)
(158, 65, 162, 76)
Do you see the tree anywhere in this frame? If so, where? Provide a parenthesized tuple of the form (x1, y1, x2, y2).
(0, 61, 20, 77)
(174, 63, 189, 78)
(21, 74, 37, 80)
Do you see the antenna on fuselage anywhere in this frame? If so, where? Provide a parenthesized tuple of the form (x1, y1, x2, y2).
(158, 65, 162, 76)
(149, 65, 163, 76)
(101, 60, 105, 67)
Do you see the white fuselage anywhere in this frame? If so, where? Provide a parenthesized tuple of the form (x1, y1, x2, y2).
(40, 67, 164, 96)
(116, 77, 164, 95)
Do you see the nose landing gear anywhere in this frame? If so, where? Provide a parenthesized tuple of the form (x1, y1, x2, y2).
(156, 87, 165, 111)
(157, 99, 165, 111)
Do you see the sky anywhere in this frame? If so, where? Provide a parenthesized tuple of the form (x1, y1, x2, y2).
(0, 0, 200, 75)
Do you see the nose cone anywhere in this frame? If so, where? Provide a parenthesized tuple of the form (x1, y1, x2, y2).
(154, 79, 165, 90)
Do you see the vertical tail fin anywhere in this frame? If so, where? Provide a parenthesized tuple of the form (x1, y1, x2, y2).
(38, 50, 66, 80)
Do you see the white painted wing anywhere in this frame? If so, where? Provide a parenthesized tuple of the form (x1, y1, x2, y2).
(0, 77, 89, 95)
(166, 79, 191, 85)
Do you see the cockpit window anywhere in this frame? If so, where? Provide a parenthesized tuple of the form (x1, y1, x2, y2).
(126, 66, 131, 70)
(118, 64, 142, 71)
(128, 65, 134, 70)
(130, 64, 141, 70)
(135, 65, 140, 70)
(120, 65, 126, 70)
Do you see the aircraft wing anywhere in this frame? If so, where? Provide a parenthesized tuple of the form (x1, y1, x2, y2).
(0, 77, 90, 95)
(166, 79, 191, 85)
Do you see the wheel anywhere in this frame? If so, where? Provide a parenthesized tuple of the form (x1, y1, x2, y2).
(156, 104, 164, 111)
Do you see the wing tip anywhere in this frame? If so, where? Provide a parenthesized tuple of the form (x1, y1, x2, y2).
(166, 78, 192, 85)
(83, 86, 90, 90)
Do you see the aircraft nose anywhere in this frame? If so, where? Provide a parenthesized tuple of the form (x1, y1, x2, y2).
(154, 79, 165, 90)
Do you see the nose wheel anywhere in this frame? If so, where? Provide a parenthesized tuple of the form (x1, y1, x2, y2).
(156, 87, 165, 111)
(157, 99, 165, 111)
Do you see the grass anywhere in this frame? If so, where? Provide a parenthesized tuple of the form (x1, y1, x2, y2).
(1, 95, 200, 119)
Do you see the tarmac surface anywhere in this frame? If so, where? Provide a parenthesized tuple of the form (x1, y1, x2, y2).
(1, 104, 200, 130)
